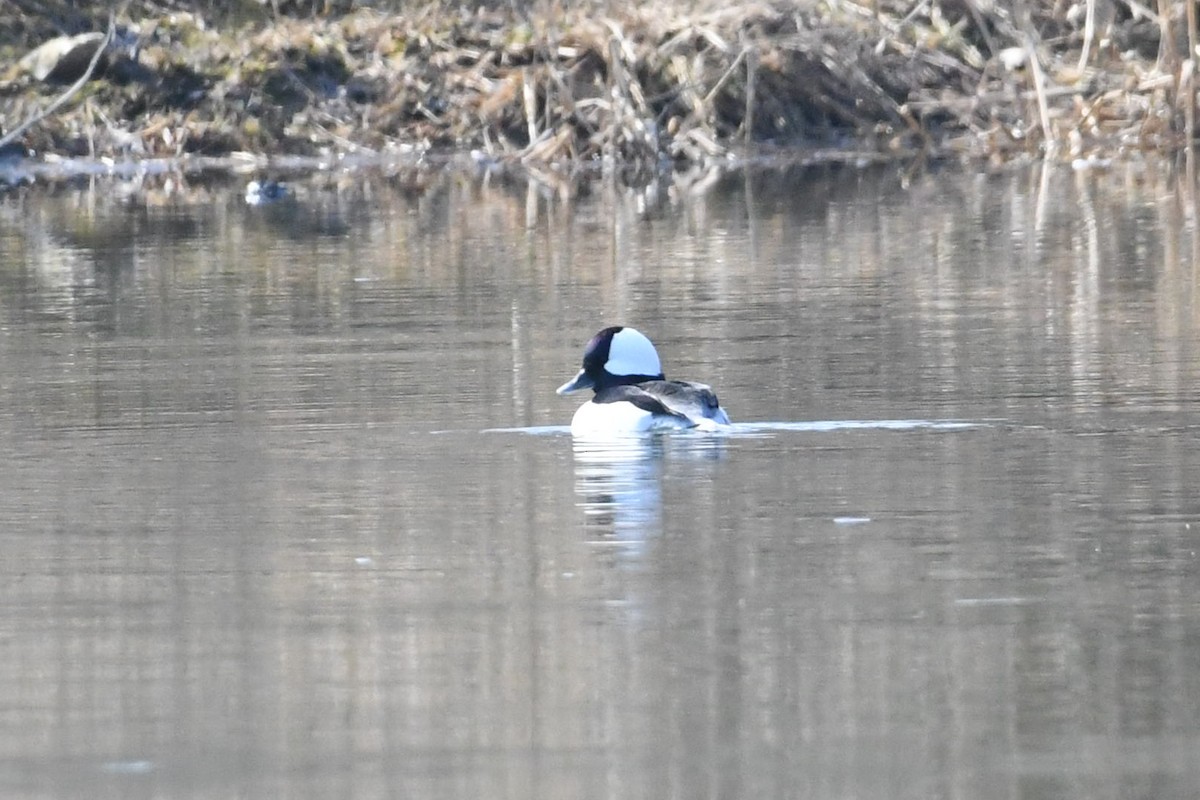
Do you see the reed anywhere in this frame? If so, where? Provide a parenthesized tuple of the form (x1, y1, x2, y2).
(0, 0, 1194, 168)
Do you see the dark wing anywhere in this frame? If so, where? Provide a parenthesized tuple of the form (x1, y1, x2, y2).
(592, 384, 692, 421)
(636, 380, 723, 419)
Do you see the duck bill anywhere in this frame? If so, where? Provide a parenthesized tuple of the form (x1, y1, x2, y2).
(556, 370, 594, 395)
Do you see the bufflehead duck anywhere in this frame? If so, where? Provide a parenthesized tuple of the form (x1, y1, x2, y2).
(244, 179, 289, 205)
(557, 326, 731, 435)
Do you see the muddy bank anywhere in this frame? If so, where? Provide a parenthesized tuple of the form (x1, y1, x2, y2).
(0, 1, 1195, 181)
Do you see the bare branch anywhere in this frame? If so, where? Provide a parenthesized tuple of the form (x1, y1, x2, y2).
(0, 14, 116, 152)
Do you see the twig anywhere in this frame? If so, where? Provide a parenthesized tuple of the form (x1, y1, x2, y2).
(700, 47, 748, 109)
(1017, 4, 1054, 153)
(906, 83, 1090, 111)
(962, 0, 998, 61)
(873, 0, 930, 54)
(1119, 0, 1159, 23)
(0, 15, 115, 151)
(522, 67, 539, 144)
(1188, 0, 1198, 149)
(1184, 59, 1195, 153)
(743, 44, 757, 145)
(1077, 0, 1095, 72)
(1156, 0, 1176, 76)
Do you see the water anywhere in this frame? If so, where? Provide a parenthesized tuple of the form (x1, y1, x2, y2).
(1, 163, 1199, 798)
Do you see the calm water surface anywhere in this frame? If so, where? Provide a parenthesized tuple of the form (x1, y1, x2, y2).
(1, 163, 1199, 799)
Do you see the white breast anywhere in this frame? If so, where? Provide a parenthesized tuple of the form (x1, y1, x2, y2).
(570, 400, 693, 436)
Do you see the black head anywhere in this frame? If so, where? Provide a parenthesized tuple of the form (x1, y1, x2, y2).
(557, 326, 665, 395)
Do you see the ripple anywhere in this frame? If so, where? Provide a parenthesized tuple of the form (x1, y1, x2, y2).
(484, 419, 990, 436)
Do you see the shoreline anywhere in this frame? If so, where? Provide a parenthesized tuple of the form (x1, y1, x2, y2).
(1, 1, 1196, 183)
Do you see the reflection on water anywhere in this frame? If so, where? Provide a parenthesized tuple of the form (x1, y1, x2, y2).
(572, 433, 729, 562)
(1, 163, 1200, 798)
(570, 420, 979, 562)
(573, 435, 667, 559)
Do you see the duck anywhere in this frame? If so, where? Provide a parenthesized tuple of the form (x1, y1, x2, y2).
(557, 326, 731, 435)
(244, 179, 289, 205)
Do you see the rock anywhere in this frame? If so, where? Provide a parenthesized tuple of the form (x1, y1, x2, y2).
(18, 32, 108, 83)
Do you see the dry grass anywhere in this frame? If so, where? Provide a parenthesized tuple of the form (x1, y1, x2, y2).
(0, 0, 1196, 170)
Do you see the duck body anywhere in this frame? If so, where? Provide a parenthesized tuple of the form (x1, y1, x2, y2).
(244, 180, 289, 205)
(558, 326, 731, 436)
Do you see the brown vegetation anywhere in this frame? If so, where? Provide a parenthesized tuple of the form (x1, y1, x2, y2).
(0, 0, 1197, 171)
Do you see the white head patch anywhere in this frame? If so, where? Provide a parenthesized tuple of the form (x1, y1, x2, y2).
(605, 328, 663, 377)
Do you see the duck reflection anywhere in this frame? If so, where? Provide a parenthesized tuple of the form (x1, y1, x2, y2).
(571, 434, 726, 561)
